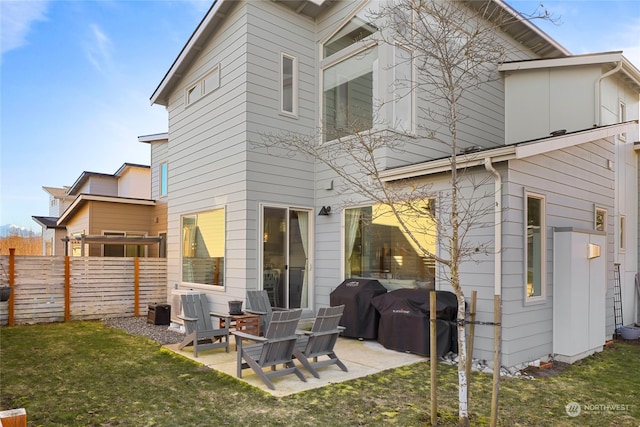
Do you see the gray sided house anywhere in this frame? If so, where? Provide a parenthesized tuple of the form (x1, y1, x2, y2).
(150, 0, 640, 368)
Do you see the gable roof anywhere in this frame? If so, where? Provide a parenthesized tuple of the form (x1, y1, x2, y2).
(150, 0, 569, 107)
(67, 163, 150, 196)
(57, 194, 156, 226)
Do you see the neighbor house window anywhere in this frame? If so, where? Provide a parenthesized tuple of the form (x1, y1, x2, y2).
(595, 207, 606, 232)
(281, 53, 297, 115)
(103, 231, 145, 257)
(344, 202, 436, 286)
(182, 209, 225, 286)
(185, 65, 220, 106)
(322, 12, 378, 142)
(525, 193, 545, 301)
(160, 162, 168, 197)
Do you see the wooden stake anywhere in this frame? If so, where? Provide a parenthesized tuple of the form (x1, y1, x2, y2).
(65, 256, 71, 322)
(465, 290, 477, 405)
(8, 248, 15, 326)
(430, 291, 437, 426)
(490, 294, 501, 427)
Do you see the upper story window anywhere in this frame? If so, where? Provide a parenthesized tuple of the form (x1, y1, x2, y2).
(182, 209, 225, 287)
(281, 53, 297, 115)
(322, 11, 378, 143)
(185, 64, 220, 107)
(160, 162, 168, 197)
(525, 193, 545, 303)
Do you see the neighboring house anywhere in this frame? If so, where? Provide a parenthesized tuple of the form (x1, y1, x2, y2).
(148, 0, 639, 368)
(33, 163, 167, 258)
(32, 186, 74, 255)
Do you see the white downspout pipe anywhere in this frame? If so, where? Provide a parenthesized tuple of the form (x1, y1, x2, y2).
(484, 158, 502, 296)
(594, 61, 623, 126)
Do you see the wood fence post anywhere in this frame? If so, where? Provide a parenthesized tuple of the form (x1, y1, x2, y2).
(134, 257, 140, 317)
(430, 290, 437, 426)
(65, 256, 71, 322)
(8, 248, 15, 326)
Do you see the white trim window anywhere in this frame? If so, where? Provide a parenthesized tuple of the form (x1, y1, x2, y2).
(181, 209, 225, 287)
(185, 64, 221, 107)
(525, 193, 545, 302)
(281, 53, 297, 115)
(321, 10, 378, 143)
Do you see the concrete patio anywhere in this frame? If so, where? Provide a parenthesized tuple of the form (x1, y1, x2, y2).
(165, 336, 427, 397)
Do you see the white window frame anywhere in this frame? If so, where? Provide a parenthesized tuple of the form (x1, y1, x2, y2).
(180, 208, 226, 288)
(184, 64, 221, 107)
(280, 53, 298, 116)
(160, 162, 168, 198)
(524, 192, 546, 304)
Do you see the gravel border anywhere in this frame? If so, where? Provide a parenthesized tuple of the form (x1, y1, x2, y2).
(103, 316, 185, 345)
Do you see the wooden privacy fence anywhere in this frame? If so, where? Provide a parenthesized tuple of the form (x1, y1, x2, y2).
(0, 251, 167, 326)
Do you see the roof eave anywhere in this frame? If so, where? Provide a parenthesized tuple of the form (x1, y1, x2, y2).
(150, 0, 226, 106)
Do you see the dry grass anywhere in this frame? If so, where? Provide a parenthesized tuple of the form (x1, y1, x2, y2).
(1, 321, 639, 426)
(0, 236, 41, 255)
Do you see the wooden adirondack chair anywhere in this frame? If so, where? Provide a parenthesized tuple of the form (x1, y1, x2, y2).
(234, 308, 306, 390)
(178, 293, 230, 357)
(245, 290, 288, 334)
(293, 305, 348, 378)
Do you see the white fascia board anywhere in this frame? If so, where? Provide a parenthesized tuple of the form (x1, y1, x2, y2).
(150, 0, 225, 106)
(138, 133, 169, 143)
(515, 122, 638, 159)
(378, 146, 517, 182)
(499, 51, 623, 72)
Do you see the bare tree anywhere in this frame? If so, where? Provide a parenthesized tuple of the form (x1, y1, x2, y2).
(259, 1, 553, 425)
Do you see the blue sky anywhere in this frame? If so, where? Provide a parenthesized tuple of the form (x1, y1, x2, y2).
(1, 0, 639, 231)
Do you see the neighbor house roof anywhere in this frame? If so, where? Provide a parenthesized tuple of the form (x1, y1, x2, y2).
(67, 163, 149, 196)
(42, 186, 71, 198)
(32, 216, 66, 229)
(379, 121, 639, 182)
(150, 0, 569, 107)
(57, 195, 155, 226)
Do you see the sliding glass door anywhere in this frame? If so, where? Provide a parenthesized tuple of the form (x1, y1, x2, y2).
(262, 206, 310, 309)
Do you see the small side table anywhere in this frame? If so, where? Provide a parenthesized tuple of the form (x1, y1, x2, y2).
(212, 312, 261, 337)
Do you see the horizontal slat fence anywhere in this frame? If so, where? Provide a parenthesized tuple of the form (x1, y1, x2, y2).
(0, 255, 167, 326)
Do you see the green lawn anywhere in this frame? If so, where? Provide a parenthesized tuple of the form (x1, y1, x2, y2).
(1, 321, 638, 426)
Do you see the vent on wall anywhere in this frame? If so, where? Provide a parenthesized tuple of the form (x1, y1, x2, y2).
(170, 289, 201, 324)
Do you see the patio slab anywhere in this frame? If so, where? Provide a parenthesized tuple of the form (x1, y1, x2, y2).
(164, 337, 427, 397)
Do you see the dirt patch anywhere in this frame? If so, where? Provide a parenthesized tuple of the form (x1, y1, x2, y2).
(520, 360, 570, 378)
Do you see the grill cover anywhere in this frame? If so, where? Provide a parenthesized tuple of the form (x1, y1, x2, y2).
(371, 289, 458, 356)
(330, 278, 387, 339)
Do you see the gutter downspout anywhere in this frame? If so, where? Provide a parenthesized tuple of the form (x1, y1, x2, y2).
(484, 158, 502, 296)
(595, 61, 623, 126)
